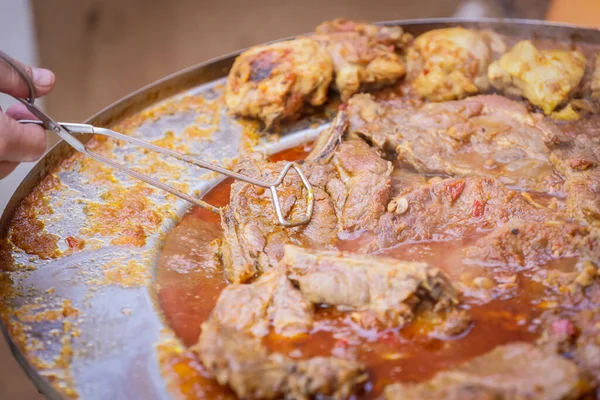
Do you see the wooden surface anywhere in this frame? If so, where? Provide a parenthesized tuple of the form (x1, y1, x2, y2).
(547, 0, 600, 27)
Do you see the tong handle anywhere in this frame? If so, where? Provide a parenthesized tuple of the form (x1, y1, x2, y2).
(19, 121, 315, 227)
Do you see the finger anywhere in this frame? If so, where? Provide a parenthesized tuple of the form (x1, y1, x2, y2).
(0, 56, 55, 98)
(0, 161, 18, 179)
(0, 112, 46, 162)
(5, 103, 38, 121)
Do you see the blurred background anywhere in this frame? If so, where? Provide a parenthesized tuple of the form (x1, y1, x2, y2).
(0, 0, 597, 398)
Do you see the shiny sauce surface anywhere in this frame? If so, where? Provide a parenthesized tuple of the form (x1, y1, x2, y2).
(155, 145, 575, 399)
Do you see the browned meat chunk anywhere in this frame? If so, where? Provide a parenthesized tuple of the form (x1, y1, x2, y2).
(194, 321, 367, 399)
(312, 20, 408, 101)
(313, 32, 405, 102)
(465, 220, 588, 268)
(308, 111, 393, 232)
(225, 38, 333, 127)
(348, 94, 562, 193)
(372, 176, 553, 251)
(281, 245, 468, 333)
(384, 342, 591, 400)
(208, 269, 313, 337)
(406, 27, 505, 101)
(315, 19, 412, 48)
(322, 136, 392, 232)
(220, 153, 338, 283)
(488, 40, 586, 115)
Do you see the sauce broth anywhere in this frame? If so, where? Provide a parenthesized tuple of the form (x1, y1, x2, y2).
(155, 145, 574, 399)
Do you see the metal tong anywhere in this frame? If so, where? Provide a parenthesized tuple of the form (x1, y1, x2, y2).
(0, 50, 314, 227)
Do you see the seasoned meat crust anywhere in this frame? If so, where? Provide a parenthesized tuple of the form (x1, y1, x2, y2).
(225, 38, 333, 128)
(194, 321, 367, 399)
(313, 32, 405, 102)
(281, 245, 469, 333)
(406, 27, 505, 101)
(488, 40, 586, 115)
(225, 19, 409, 127)
(312, 19, 408, 103)
(384, 342, 592, 400)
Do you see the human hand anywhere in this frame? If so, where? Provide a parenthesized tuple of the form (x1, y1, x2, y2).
(0, 57, 55, 178)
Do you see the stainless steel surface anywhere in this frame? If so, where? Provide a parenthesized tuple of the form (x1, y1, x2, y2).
(0, 50, 314, 227)
(0, 18, 599, 400)
(17, 120, 315, 226)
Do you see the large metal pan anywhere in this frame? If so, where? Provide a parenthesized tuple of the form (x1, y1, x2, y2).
(1, 18, 599, 400)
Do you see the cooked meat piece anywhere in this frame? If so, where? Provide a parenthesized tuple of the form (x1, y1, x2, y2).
(406, 27, 504, 101)
(488, 40, 586, 115)
(194, 321, 367, 399)
(315, 18, 411, 48)
(433, 309, 473, 338)
(541, 118, 600, 224)
(465, 220, 588, 268)
(225, 38, 333, 127)
(326, 139, 392, 231)
(592, 54, 600, 100)
(384, 342, 591, 400)
(208, 269, 313, 337)
(281, 245, 467, 332)
(347, 94, 561, 193)
(220, 153, 338, 283)
(540, 286, 600, 383)
(220, 206, 258, 283)
(566, 171, 600, 225)
(308, 111, 393, 231)
(372, 176, 554, 251)
(313, 32, 405, 102)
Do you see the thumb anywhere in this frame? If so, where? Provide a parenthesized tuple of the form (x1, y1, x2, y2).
(0, 55, 55, 98)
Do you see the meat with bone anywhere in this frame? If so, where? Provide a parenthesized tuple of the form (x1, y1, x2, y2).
(384, 342, 592, 400)
(347, 94, 562, 193)
(221, 113, 394, 282)
(194, 321, 367, 399)
(310, 113, 392, 231)
(488, 40, 586, 115)
(406, 27, 505, 101)
(220, 153, 338, 283)
(207, 268, 313, 338)
(281, 245, 469, 332)
(225, 38, 333, 128)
